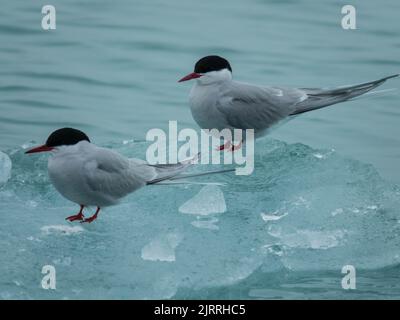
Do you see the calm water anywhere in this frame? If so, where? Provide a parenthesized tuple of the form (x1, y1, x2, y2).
(0, 0, 400, 299)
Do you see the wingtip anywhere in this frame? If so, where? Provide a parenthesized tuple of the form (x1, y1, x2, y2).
(385, 74, 399, 80)
(376, 74, 399, 84)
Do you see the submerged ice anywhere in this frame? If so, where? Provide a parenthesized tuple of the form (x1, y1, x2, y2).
(179, 185, 227, 215)
(0, 139, 400, 299)
(141, 232, 183, 262)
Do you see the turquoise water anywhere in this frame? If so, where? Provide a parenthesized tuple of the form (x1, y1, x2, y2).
(1, 0, 400, 299)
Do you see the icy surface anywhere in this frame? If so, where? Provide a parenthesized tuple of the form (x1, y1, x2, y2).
(0, 151, 12, 186)
(1, 139, 400, 299)
(41, 225, 85, 236)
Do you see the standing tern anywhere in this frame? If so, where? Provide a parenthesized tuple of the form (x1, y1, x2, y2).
(179, 55, 398, 150)
(25, 128, 230, 223)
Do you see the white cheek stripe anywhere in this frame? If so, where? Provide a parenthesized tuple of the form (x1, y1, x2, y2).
(198, 69, 232, 85)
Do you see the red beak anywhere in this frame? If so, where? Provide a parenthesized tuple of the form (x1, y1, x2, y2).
(25, 144, 54, 154)
(178, 72, 202, 82)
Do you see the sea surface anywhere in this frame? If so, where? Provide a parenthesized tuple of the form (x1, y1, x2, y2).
(0, 0, 399, 299)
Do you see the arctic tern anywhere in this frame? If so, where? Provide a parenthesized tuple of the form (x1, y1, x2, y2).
(179, 55, 398, 150)
(25, 128, 229, 223)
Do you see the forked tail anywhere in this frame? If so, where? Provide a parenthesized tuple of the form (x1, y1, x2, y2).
(291, 74, 399, 116)
(146, 153, 234, 185)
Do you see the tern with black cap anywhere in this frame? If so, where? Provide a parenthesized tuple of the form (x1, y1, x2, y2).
(179, 55, 398, 151)
(25, 128, 229, 223)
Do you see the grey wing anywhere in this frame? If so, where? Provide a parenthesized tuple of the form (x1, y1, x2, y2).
(216, 81, 307, 131)
(83, 149, 156, 201)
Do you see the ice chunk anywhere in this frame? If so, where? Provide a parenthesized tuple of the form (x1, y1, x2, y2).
(313, 153, 325, 159)
(279, 230, 346, 250)
(179, 185, 226, 215)
(141, 233, 183, 262)
(2, 139, 400, 299)
(331, 208, 344, 216)
(53, 256, 72, 266)
(261, 211, 288, 221)
(191, 217, 219, 230)
(262, 244, 284, 256)
(0, 151, 12, 186)
(41, 225, 84, 236)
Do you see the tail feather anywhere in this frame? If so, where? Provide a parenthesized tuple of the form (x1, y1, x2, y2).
(145, 153, 234, 185)
(146, 153, 200, 185)
(291, 74, 399, 116)
(147, 168, 234, 185)
(147, 168, 235, 185)
(167, 168, 235, 181)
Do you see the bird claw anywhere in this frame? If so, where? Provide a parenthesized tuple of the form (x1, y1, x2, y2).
(65, 212, 84, 222)
(217, 141, 242, 152)
(228, 141, 243, 152)
(80, 216, 97, 224)
(216, 141, 232, 151)
(80, 209, 100, 224)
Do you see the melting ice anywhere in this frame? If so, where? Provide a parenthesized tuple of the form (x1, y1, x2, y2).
(1, 139, 400, 299)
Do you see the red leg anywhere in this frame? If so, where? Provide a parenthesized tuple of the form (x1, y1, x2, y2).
(229, 140, 243, 152)
(81, 207, 101, 223)
(65, 205, 85, 222)
(217, 141, 232, 151)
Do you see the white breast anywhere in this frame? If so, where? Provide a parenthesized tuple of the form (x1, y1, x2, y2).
(48, 142, 117, 207)
(189, 83, 231, 131)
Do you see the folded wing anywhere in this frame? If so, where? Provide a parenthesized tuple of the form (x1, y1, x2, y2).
(216, 81, 307, 131)
(83, 148, 156, 201)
